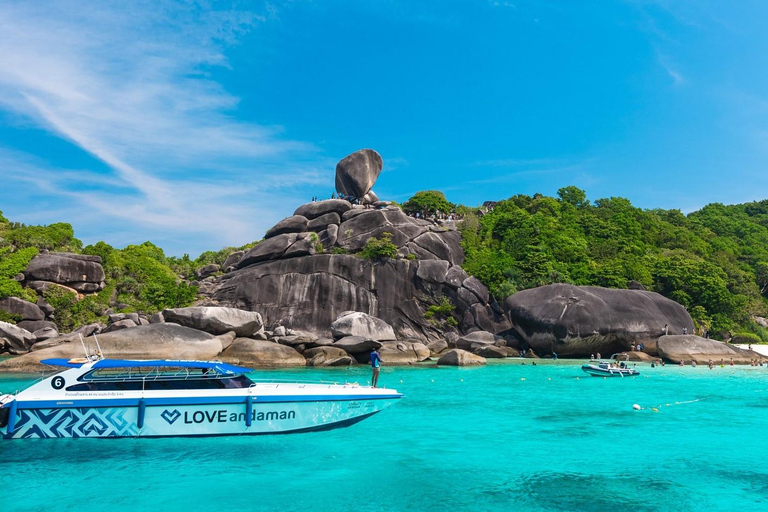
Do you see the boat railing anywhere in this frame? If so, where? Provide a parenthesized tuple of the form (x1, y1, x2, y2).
(248, 378, 362, 388)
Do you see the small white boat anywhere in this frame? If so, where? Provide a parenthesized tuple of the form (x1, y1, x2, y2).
(581, 354, 640, 377)
(0, 353, 401, 439)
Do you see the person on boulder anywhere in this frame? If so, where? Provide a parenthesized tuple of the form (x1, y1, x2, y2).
(370, 348, 381, 388)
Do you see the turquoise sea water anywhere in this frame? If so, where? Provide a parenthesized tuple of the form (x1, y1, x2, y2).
(1, 360, 767, 512)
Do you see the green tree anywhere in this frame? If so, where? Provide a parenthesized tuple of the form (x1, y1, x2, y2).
(359, 232, 398, 261)
(402, 191, 454, 217)
(557, 186, 589, 208)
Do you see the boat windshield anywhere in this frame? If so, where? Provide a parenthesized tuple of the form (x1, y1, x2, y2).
(81, 366, 241, 382)
(63, 366, 254, 391)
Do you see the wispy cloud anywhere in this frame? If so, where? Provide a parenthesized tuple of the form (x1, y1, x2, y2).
(0, 0, 328, 255)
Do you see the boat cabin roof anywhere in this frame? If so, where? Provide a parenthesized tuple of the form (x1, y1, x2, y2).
(40, 358, 251, 375)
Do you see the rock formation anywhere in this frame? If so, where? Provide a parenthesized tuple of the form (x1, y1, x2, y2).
(0, 324, 231, 372)
(220, 338, 306, 367)
(205, 149, 509, 342)
(0, 297, 44, 321)
(657, 335, 766, 364)
(331, 312, 396, 341)
(24, 252, 106, 293)
(335, 148, 382, 201)
(162, 306, 263, 337)
(437, 349, 486, 366)
(504, 284, 694, 357)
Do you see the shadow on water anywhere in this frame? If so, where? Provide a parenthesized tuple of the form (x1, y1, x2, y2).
(508, 473, 692, 512)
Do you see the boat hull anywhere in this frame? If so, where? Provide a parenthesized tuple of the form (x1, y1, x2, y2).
(1, 397, 398, 439)
(581, 364, 640, 377)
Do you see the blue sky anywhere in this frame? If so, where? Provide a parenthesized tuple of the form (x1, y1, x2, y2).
(1, 1, 767, 256)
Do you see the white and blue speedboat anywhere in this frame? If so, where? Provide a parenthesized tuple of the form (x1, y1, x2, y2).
(0, 356, 401, 439)
(581, 353, 640, 377)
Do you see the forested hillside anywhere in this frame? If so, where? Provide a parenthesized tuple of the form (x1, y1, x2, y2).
(456, 187, 768, 341)
(0, 211, 249, 330)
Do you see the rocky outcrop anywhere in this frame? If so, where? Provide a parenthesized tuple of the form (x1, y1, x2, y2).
(331, 312, 397, 341)
(189, 150, 506, 343)
(378, 341, 430, 364)
(265, 215, 309, 239)
(0, 297, 44, 321)
(0, 324, 232, 371)
(17, 320, 57, 333)
(222, 251, 244, 271)
(214, 254, 508, 342)
(456, 331, 502, 350)
(161, 307, 263, 337)
(335, 149, 382, 200)
(23, 252, 105, 292)
(196, 264, 219, 279)
(0, 321, 37, 354)
(657, 335, 766, 364)
(437, 349, 486, 366)
(505, 284, 694, 357)
(333, 335, 382, 354)
(304, 346, 354, 366)
(220, 338, 306, 367)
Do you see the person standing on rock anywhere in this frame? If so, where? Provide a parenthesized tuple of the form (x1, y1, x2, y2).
(370, 348, 381, 388)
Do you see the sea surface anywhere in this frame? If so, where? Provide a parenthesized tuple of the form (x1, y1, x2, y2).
(1, 359, 767, 512)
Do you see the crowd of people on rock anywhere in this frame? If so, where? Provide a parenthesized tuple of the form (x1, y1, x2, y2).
(408, 210, 463, 222)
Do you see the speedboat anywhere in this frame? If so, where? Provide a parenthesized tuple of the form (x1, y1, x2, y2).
(0, 355, 401, 439)
(581, 353, 640, 377)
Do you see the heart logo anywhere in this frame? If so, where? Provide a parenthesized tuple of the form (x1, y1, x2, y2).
(161, 409, 181, 425)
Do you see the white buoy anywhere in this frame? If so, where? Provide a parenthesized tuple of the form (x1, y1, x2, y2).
(632, 404, 642, 410)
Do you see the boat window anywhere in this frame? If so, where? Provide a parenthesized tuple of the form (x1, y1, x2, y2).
(65, 375, 253, 392)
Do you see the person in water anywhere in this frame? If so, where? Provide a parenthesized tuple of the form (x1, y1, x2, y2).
(370, 348, 381, 388)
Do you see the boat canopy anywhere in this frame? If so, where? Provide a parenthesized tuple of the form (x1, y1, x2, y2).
(40, 358, 251, 375)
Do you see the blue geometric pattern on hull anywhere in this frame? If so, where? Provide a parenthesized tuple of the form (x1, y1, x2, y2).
(5, 408, 138, 439)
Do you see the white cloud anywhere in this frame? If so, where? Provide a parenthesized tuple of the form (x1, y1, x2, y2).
(0, 0, 328, 255)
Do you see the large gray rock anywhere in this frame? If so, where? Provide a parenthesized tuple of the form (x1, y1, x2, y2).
(304, 346, 354, 366)
(410, 231, 464, 265)
(222, 251, 244, 271)
(213, 254, 509, 342)
(456, 331, 500, 350)
(294, 199, 353, 220)
(331, 312, 397, 341)
(445, 266, 469, 289)
(17, 320, 57, 333)
(0, 324, 232, 371)
(505, 284, 695, 357)
(416, 260, 449, 284)
(378, 341, 430, 364)
(332, 335, 382, 354)
(437, 349, 486, 366)
(103, 319, 138, 332)
(337, 208, 434, 255)
(657, 335, 766, 364)
(0, 321, 37, 354)
(24, 252, 105, 286)
(238, 234, 301, 268)
(335, 149, 383, 199)
(162, 307, 264, 337)
(220, 338, 305, 367)
(32, 327, 59, 341)
(265, 215, 309, 239)
(307, 212, 341, 232)
(0, 297, 44, 321)
(426, 338, 449, 354)
(72, 323, 105, 337)
(473, 345, 507, 358)
(196, 264, 220, 279)
(318, 224, 339, 248)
